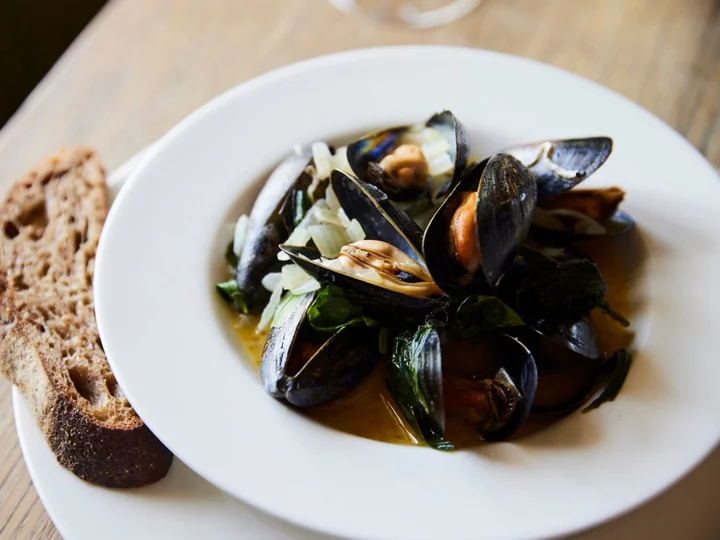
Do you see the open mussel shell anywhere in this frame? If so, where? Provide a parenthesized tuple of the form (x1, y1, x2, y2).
(506, 137, 613, 202)
(388, 323, 538, 448)
(235, 151, 313, 313)
(346, 110, 469, 201)
(468, 333, 538, 441)
(280, 245, 446, 325)
(532, 208, 635, 242)
(506, 325, 601, 417)
(260, 292, 379, 407)
(330, 169, 424, 256)
(531, 186, 635, 241)
(423, 153, 537, 295)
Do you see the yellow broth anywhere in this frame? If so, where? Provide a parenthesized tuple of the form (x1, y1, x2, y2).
(234, 238, 631, 447)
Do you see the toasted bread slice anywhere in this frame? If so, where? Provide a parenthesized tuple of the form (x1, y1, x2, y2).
(0, 148, 172, 487)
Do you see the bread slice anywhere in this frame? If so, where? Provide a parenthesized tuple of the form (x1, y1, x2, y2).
(0, 147, 172, 487)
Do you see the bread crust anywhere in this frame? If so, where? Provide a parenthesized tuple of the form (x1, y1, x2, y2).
(0, 148, 172, 488)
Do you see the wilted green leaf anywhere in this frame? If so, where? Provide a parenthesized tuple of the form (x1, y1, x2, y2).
(307, 286, 376, 333)
(215, 280, 248, 314)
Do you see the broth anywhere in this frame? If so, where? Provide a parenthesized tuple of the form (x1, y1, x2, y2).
(234, 237, 631, 446)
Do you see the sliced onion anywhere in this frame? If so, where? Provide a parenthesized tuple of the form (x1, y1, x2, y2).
(312, 142, 333, 180)
(314, 208, 344, 227)
(285, 227, 312, 246)
(232, 214, 250, 257)
(421, 139, 451, 162)
(428, 154, 454, 176)
(346, 218, 366, 243)
(337, 208, 352, 228)
(309, 224, 350, 258)
(261, 272, 282, 292)
(277, 227, 312, 261)
(290, 277, 321, 295)
(332, 146, 353, 175)
(325, 185, 341, 213)
(257, 284, 283, 333)
(281, 264, 312, 291)
(402, 127, 442, 146)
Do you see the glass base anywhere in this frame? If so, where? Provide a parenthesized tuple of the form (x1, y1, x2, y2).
(329, 0, 482, 29)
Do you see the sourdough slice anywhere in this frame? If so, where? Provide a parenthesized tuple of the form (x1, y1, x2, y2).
(0, 148, 172, 487)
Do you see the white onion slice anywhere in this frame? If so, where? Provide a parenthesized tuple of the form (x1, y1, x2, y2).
(309, 224, 350, 258)
(337, 208, 352, 228)
(312, 142, 333, 180)
(428, 154, 454, 176)
(325, 185, 341, 213)
(402, 127, 443, 146)
(346, 219, 366, 243)
(261, 272, 282, 292)
(281, 264, 312, 291)
(332, 146, 353, 175)
(257, 284, 283, 333)
(314, 208, 344, 227)
(285, 227, 312, 246)
(277, 227, 311, 261)
(290, 277, 321, 295)
(421, 139, 451, 162)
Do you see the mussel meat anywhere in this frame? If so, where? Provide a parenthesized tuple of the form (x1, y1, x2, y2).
(347, 110, 469, 201)
(280, 170, 446, 324)
(423, 153, 537, 295)
(260, 291, 379, 407)
(532, 186, 635, 240)
(506, 137, 613, 202)
(280, 242, 445, 325)
(388, 322, 538, 448)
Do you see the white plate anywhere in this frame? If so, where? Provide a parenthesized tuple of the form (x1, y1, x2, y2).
(14, 127, 720, 540)
(93, 46, 720, 540)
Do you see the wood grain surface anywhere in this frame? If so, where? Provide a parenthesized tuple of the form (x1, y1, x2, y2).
(0, 0, 719, 538)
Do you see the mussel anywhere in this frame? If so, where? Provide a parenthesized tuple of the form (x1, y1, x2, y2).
(280, 170, 447, 325)
(330, 170, 424, 256)
(388, 322, 538, 448)
(423, 153, 537, 295)
(347, 111, 469, 201)
(501, 247, 602, 361)
(532, 186, 635, 240)
(260, 291, 379, 407)
(506, 137, 613, 202)
(507, 325, 600, 417)
(235, 150, 313, 313)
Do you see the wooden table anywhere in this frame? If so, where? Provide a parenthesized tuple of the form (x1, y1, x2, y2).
(1, 0, 719, 538)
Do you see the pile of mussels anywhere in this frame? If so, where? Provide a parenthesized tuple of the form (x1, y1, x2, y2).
(217, 111, 634, 450)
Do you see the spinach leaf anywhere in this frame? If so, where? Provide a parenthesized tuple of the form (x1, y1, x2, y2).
(387, 324, 453, 450)
(224, 241, 239, 268)
(522, 259, 606, 311)
(215, 280, 248, 314)
(582, 349, 632, 412)
(455, 295, 524, 342)
(307, 286, 376, 333)
(519, 258, 629, 327)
